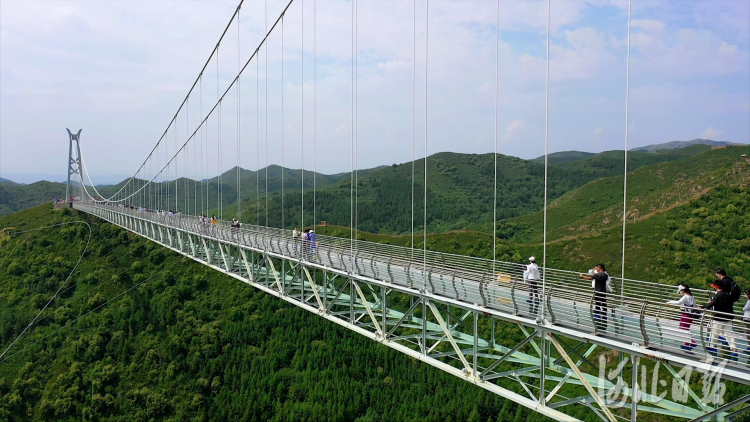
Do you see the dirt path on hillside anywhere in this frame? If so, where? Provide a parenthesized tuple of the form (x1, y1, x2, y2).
(519, 187, 713, 247)
(634, 187, 711, 221)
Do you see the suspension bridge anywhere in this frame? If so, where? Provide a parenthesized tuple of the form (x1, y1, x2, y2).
(54, 0, 750, 420)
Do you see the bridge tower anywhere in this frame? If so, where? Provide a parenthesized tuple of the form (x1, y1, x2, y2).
(66, 129, 84, 202)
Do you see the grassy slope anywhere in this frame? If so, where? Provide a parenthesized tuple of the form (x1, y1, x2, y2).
(497, 145, 750, 243)
(517, 177, 750, 285)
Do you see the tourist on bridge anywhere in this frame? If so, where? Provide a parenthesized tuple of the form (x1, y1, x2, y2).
(524, 257, 540, 313)
(309, 230, 318, 260)
(715, 268, 741, 304)
(301, 229, 310, 259)
(579, 264, 610, 332)
(664, 285, 698, 350)
(701, 281, 737, 358)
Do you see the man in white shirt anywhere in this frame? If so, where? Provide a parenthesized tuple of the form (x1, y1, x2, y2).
(524, 257, 541, 313)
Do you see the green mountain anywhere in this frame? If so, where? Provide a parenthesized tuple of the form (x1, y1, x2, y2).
(631, 138, 744, 152)
(0, 143, 718, 227)
(0, 178, 20, 186)
(0, 181, 66, 217)
(234, 145, 713, 234)
(531, 151, 596, 164)
(495, 145, 750, 244)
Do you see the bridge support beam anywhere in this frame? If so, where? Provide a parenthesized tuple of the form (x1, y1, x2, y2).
(75, 203, 750, 422)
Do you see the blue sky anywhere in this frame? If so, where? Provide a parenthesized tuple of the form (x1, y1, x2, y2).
(1, 0, 748, 184)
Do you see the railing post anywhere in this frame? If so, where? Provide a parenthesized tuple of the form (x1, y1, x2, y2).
(639, 299, 649, 347)
(546, 287, 555, 324)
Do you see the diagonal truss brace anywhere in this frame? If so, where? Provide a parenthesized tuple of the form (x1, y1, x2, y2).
(265, 255, 283, 294)
(386, 298, 422, 338)
(352, 281, 383, 337)
(480, 330, 538, 380)
(549, 334, 617, 422)
(428, 310, 472, 354)
(302, 267, 325, 311)
(426, 300, 472, 376)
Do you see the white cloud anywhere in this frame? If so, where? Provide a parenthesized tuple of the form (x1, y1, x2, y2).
(700, 127, 724, 140)
(0, 0, 748, 181)
(502, 120, 525, 143)
(631, 23, 749, 77)
(594, 127, 603, 138)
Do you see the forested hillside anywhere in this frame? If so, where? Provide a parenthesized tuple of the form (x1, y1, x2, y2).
(0, 145, 709, 228)
(229, 145, 711, 233)
(3, 188, 750, 420)
(0, 205, 552, 422)
(0, 181, 66, 217)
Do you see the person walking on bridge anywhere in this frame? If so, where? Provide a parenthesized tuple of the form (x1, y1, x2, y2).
(579, 264, 609, 332)
(524, 257, 540, 314)
(701, 281, 737, 358)
(665, 285, 698, 350)
(301, 229, 310, 259)
(309, 230, 318, 260)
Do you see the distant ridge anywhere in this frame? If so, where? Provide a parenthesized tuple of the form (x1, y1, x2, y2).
(531, 151, 596, 164)
(0, 177, 21, 185)
(630, 138, 745, 152)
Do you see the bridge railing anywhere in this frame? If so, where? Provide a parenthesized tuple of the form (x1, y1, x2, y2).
(79, 203, 750, 367)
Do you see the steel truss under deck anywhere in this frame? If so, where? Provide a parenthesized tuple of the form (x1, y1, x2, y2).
(75, 203, 750, 422)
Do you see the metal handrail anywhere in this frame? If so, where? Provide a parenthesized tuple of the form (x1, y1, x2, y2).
(80, 202, 750, 368)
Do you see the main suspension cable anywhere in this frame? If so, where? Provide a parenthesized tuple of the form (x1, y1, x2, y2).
(85, 1, 245, 204)
(86, 0, 294, 209)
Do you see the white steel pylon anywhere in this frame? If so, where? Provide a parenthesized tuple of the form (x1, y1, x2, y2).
(66, 128, 84, 202)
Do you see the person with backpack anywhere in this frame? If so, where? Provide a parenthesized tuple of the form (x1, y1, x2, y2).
(665, 285, 698, 350)
(701, 281, 737, 358)
(716, 268, 740, 303)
